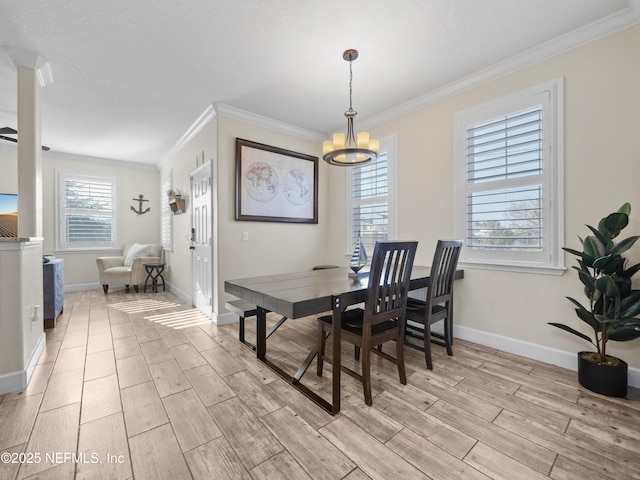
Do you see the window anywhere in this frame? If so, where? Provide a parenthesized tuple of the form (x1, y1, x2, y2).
(453, 78, 564, 274)
(56, 172, 119, 251)
(160, 170, 173, 251)
(347, 135, 397, 253)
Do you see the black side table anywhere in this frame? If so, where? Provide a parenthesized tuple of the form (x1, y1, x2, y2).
(143, 263, 166, 293)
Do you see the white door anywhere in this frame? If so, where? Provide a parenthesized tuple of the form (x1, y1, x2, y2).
(191, 162, 213, 317)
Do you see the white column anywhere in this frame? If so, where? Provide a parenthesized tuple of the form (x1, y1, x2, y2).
(16, 65, 43, 237)
(2, 47, 53, 238)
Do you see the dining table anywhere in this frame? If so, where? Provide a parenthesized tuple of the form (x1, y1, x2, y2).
(224, 265, 463, 415)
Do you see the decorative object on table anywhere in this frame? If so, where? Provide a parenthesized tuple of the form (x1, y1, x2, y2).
(323, 49, 379, 167)
(549, 203, 640, 397)
(235, 138, 318, 224)
(167, 188, 185, 215)
(348, 235, 368, 279)
(130, 194, 150, 215)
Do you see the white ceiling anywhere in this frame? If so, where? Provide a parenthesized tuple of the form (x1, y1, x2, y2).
(1, 0, 638, 166)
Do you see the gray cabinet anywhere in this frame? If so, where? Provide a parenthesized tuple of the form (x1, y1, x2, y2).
(43, 258, 64, 328)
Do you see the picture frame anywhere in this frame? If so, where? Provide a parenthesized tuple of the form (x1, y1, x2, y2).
(235, 138, 318, 223)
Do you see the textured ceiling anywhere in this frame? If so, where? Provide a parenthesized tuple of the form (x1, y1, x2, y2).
(0, 0, 638, 165)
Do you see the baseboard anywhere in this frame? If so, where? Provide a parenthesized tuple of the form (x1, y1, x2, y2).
(65, 282, 101, 292)
(213, 311, 237, 326)
(165, 282, 192, 305)
(456, 325, 640, 389)
(0, 332, 46, 395)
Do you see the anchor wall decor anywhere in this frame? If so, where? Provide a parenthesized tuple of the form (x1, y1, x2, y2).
(131, 194, 150, 215)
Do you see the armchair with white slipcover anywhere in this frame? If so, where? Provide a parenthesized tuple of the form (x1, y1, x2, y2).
(96, 243, 163, 293)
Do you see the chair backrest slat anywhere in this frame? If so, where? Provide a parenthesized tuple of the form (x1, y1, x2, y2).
(428, 240, 463, 303)
(365, 241, 418, 327)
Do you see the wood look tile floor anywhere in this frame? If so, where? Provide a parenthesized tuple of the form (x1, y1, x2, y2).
(1, 289, 639, 479)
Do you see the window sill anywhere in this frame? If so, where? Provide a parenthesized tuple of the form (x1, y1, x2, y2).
(55, 247, 121, 255)
(458, 259, 566, 276)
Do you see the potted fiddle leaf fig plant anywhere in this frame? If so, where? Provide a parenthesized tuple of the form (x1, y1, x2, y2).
(549, 202, 640, 397)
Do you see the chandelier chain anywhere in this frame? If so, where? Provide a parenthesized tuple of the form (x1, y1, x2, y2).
(348, 58, 353, 111)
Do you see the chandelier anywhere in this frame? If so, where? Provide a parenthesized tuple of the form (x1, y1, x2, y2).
(323, 49, 379, 166)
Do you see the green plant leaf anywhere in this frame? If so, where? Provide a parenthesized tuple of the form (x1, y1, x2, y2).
(608, 319, 640, 341)
(592, 255, 625, 274)
(618, 202, 631, 216)
(586, 225, 610, 248)
(576, 308, 600, 330)
(611, 236, 640, 256)
(566, 297, 587, 311)
(605, 256, 625, 275)
(595, 275, 618, 297)
(562, 247, 584, 257)
(622, 262, 640, 279)
(548, 322, 594, 345)
(620, 290, 640, 318)
(603, 212, 629, 238)
(584, 236, 606, 260)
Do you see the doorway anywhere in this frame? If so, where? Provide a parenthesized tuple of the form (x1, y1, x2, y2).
(190, 162, 213, 317)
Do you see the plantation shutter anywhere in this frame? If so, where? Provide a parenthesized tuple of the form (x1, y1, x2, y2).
(351, 153, 388, 251)
(465, 107, 543, 252)
(58, 173, 118, 249)
(161, 171, 173, 251)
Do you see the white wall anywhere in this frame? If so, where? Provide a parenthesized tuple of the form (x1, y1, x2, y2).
(328, 24, 640, 373)
(159, 117, 219, 302)
(160, 110, 343, 313)
(0, 148, 160, 288)
(42, 152, 161, 288)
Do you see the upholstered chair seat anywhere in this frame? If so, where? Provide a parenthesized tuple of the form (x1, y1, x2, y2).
(96, 243, 162, 293)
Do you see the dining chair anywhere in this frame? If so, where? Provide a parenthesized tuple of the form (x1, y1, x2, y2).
(404, 239, 462, 369)
(316, 240, 418, 406)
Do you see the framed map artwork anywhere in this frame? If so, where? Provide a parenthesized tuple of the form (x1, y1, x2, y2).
(235, 138, 318, 223)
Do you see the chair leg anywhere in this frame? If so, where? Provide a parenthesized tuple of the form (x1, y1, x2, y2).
(396, 339, 407, 384)
(134, 285, 139, 293)
(361, 342, 372, 406)
(444, 316, 453, 356)
(102, 285, 108, 294)
(354, 345, 360, 361)
(316, 324, 327, 376)
(424, 321, 433, 370)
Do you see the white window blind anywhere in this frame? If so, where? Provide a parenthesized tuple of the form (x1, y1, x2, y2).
(160, 170, 173, 251)
(453, 78, 564, 274)
(466, 107, 543, 252)
(57, 172, 119, 250)
(351, 153, 389, 252)
(347, 134, 397, 254)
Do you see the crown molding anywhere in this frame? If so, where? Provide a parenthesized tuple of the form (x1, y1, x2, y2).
(1, 46, 54, 87)
(359, 5, 640, 131)
(45, 149, 158, 171)
(163, 103, 217, 162)
(214, 103, 325, 142)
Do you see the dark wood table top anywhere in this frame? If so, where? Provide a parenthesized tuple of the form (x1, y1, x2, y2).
(225, 266, 463, 318)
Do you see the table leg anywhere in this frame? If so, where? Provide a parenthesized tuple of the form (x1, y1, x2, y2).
(331, 295, 342, 414)
(256, 306, 268, 360)
(253, 301, 340, 415)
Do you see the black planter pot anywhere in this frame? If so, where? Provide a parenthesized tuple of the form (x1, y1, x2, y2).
(577, 352, 628, 397)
